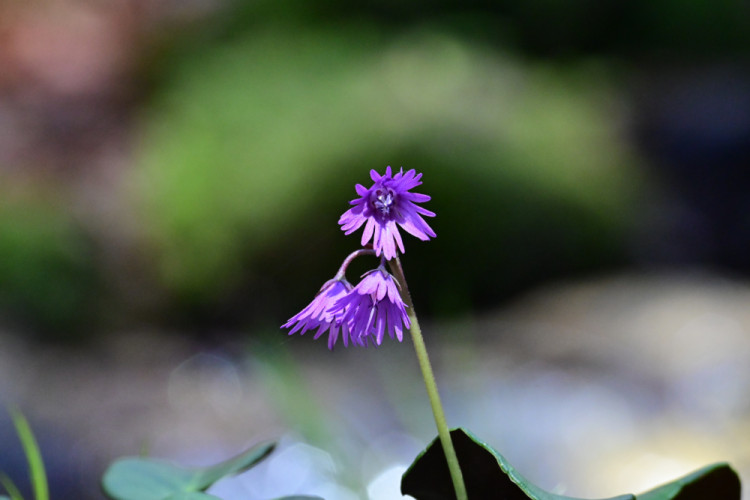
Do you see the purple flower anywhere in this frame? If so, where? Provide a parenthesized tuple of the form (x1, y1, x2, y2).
(332, 267, 411, 345)
(339, 167, 436, 260)
(282, 278, 361, 349)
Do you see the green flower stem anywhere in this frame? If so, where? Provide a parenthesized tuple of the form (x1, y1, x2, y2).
(389, 256, 468, 500)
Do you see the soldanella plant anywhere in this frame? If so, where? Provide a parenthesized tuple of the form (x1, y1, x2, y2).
(283, 166, 435, 348)
(282, 166, 469, 499)
(7, 168, 742, 500)
(280, 167, 743, 500)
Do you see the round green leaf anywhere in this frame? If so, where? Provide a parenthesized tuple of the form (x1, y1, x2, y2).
(188, 441, 275, 491)
(102, 441, 275, 500)
(163, 493, 221, 500)
(402, 428, 634, 500)
(636, 462, 740, 500)
(102, 458, 196, 500)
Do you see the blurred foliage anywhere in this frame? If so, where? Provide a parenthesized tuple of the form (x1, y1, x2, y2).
(157, 0, 750, 60)
(132, 21, 643, 324)
(0, 184, 101, 337)
(12, 0, 748, 331)
(0, 408, 48, 500)
(102, 441, 276, 500)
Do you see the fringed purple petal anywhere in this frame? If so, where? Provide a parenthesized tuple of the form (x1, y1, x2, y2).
(402, 191, 431, 203)
(412, 204, 436, 218)
(282, 279, 354, 349)
(355, 184, 370, 197)
(362, 217, 376, 246)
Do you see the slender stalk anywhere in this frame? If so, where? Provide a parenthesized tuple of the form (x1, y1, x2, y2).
(334, 248, 376, 281)
(389, 256, 468, 500)
(10, 408, 48, 500)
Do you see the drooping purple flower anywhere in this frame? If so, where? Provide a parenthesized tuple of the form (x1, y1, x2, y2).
(339, 166, 436, 260)
(282, 278, 361, 349)
(331, 266, 411, 345)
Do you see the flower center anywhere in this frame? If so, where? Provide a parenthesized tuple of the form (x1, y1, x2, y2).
(371, 187, 395, 216)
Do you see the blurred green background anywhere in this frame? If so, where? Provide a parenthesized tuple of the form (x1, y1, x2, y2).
(2, 0, 749, 339)
(2, 0, 750, 498)
(1, 0, 749, 337)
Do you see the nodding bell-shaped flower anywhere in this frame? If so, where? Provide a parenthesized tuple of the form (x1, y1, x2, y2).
(330, 266, 411, 346)
(282, 278, 362, 350)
